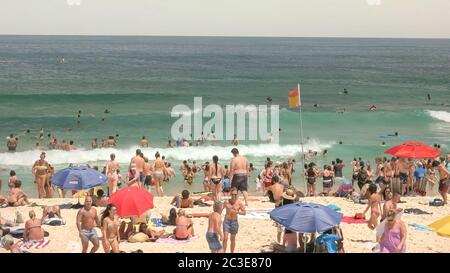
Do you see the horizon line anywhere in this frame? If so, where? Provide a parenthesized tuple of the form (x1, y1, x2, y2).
(1, 34, 449, 40)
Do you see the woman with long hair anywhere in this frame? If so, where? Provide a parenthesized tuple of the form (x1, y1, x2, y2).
(209, 155, 225, 200)
(101, 204, 120, 253)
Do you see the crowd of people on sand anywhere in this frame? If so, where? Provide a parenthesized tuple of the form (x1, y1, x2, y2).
(1, 139, 449, 253)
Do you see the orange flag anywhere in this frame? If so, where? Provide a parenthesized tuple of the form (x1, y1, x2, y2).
(288, 86, 301, 108)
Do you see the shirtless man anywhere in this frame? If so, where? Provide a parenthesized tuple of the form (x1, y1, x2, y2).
(206, 202, 224, 253)
(382, 192, 402, 221)
(231, 134, 238, 146)
(130, 149, 145, 185)
(140, 136, 149, 148)
(395, 157, 412, 195)
(433, 160, 449, 205)
(24, 210, 44, 242)
(223, 188, 246, 253)
(76, 196, 101, 253)
(152, 152, 167, 197)
(32, 152, 50, 198)
(174, 209, 194, 240)
(6, 134, 18, 152)
(268, 176, 285, 207)
(229, 148, 249, 206)
(105, 153, 120, 196)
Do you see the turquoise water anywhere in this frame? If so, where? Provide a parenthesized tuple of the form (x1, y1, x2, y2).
(0, 36, 449, 197)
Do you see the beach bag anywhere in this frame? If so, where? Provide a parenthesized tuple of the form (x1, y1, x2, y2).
(128, 232, 149, 243)
(429, 198, 444, 207)
(354, 213, 365, 219)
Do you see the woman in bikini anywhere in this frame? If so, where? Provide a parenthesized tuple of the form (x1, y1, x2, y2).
(262, 161, 273, 195)
(101, 204, 120, 253)
(152, 152, 167, 197)
(174, 209, 194, 240)
(209, 156, 224, 200)
(105, 153, 120, 196)
(362, 183, 382, 230)
(32, 152, 50, 199)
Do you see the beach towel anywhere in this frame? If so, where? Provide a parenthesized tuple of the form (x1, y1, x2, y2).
(59, 203, 74, 209)
(404, 208, 432, 215)
(240, 212, 271, 219)
(341, 216, 366, 224)
(150, 218, 166, 228)
(155, 235, 198, 244)
(408, 223, 432, 232)
(42, 218, 66, 226)
(326, 205, 341, 211)
(16, 239, 50, 249)
(9, 228, 25, 239)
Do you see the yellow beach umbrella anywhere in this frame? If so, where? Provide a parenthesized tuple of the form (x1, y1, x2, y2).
(428, 216, 450, 238)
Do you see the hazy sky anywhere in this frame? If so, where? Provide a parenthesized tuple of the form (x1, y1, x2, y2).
(1, 0, 449, 38)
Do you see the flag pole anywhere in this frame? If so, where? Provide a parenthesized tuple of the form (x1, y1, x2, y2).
(298, 83, 307, 195)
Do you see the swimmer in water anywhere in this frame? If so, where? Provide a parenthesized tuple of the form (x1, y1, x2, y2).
(266, 97, 273, 102)
(381, 141, 386, 147)
(343, 88, 348, 94)
(313, 104, 318, 108)
(427, 94, 431, 101)
(369, 105, 377, 111)
(104, 109, 110, 114)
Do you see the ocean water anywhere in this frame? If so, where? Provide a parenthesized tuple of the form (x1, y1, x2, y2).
(0, 36, 449, 197)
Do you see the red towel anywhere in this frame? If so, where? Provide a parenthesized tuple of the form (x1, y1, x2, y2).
(341, 216, 367, 224)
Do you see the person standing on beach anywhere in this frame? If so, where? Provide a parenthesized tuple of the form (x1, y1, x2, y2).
(100, 204, 120, 253)
(229, 148, 249, 206)
(91, 138, 98, 149)
(223, 188, 246, 253)
(432, 160, 449, 205)
(231, 134, 238, 146)
(76, 196, 100, 253)
(140, 136, 149, 148)
(105, 153, 120, 196)
(32, 152, 50, 199)
(206, 202, 224, 253)
(130, 149, 145, 184)
(6, 134, 18, 152)
(152, 152, 167, 196)
(362, 184, 382, 230)
(379, 210, 407, 253)
(209, 155, 225, 200)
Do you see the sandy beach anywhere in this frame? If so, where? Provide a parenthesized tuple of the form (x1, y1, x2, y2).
(1, 195, 449, 253)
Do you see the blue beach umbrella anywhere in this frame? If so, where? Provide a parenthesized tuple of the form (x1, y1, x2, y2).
(50, 166, 107, 206)
(270, 202, 343, 233)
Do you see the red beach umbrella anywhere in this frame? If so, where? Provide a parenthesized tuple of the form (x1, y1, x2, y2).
(109, 187, 154, 217)
(384, 141, 440, 158)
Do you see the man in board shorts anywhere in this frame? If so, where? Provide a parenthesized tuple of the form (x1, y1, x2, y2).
(229, 148, 249, 206)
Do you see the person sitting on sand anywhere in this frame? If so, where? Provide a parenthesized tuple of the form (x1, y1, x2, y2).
(119, 221, 165, 242)
(100, 204, 120, 253)
(379, 210, 407, 253)
(1, 235, 24, 253)
(92, 189, 109, 207)
(6, 180, 30, 207)
(315, 226, 343, 253)
(174, 209, 194, 240)
(362, 184, 382, 230)
(171, 190, 194, 208)
(161, 208, 177, 226)
(24, 210, 45, 242)
(267, 176, 284, 207)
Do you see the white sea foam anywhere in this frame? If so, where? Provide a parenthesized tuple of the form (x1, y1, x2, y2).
(0, 140, 333, 166)
(426, 110, 450, 123)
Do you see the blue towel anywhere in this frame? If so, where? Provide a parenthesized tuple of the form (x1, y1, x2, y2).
(327, 205, 341, 211)
(408, 223, 432, 232)
(151, 218, 166, 228)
